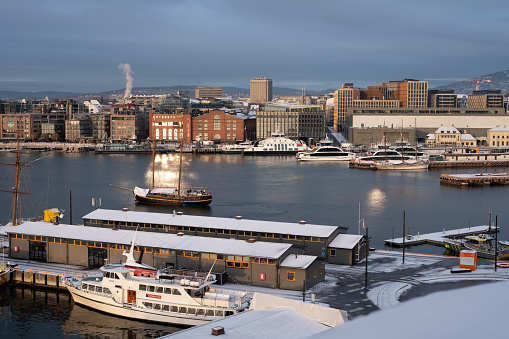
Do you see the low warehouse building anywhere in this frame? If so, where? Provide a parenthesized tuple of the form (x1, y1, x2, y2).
(8, 222, 324, 291)
(327, 234, 365, 265)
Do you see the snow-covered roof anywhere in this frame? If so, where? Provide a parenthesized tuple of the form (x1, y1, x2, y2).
(434, 125, 460, 134)
(489, 127, 509, 132)
(8, 222, 292, 259)
(82, 209, 345, 237)
(280, 254, 317, 269)
(426, 133, 436, 140)
(314, 280, 509, 339)
(460, 134, 476, 141)
(328, 234, 363, 249)
(165, 293, 347, 338)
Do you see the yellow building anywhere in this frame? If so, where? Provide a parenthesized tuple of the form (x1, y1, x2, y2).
(487, 127, 509, 147)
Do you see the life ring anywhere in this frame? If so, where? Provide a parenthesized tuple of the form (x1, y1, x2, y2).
(206, 285, 210, 291)
(83, 273, 88, 278)
(496, 262, 509, 268)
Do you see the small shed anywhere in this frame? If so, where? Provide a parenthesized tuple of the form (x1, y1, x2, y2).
(328, 234, 365, 265)
(279, 254, 324, 290)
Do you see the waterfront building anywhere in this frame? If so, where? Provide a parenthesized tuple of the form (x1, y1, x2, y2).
(487, 127, 509, 147)
(0, 113, 65, 141)
(425, 125, 476, 147)
(468, 90, 504, 109)
(89, 113, 111, 141)
(149, 110, 192, 143)
(192, 110, 247, 142)
(110, 112, 148, 142)
(250, 77, 273, 104)
(256, 104, 326, 142)
(345, 108, 508, 145)
(65, 116, 93, 142)
(80, 209, 363, 263)
(8, 222, 325, 290)
(194, 87, 223, 99)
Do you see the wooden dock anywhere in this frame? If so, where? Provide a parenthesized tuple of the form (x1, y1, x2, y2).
(384, 225, 497, 247)
(429, 160, 509, 168)
(440, 173, 509, 186)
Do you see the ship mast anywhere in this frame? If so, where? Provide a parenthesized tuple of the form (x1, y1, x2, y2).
(178, 139, 183, 196)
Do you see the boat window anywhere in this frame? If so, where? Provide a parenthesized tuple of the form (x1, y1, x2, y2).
(179, 307, 187, 314)
(103, 288, 111, 295)
(154, 304, 161, 310)
(89, 285, 95, 292)
(96, 286, 102, 293)
(162, 305, 169, 312)
(164, 288, 172, 294)
(196, 309, 205, 316)
(225, 311, 234, 317)
(143, 302, 153, 309)
(170, 305, 178, 312)
(139, 284, 147, 291)
(187, 308, 196, 315)
(206, 309, 215, 316)
(82, 283, 88, 290)
(215, 310, 224, 317)
(114, 273, 120, 279)
(172, 289, 181, 295)
(156, 286, 163, 293)
(148, 286, 155, 292)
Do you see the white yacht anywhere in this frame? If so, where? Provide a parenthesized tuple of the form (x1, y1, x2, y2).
(222, 141, 253, 154)
(63, 236, 250, 326)
(297, 139, 355, 161)
(243, 132, 308, 155)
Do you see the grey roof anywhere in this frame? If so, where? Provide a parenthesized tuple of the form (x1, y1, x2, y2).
(82, 209, 345, 237)
(8, 222, 292, 259)
(328, 234, 363, 249)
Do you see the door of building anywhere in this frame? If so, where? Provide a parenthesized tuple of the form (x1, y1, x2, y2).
(88, 247, 107, 267)
(29, 241, 47, 261)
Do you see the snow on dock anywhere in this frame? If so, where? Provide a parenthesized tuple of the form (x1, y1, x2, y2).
(384, 225, 497, 247)
(440, 172, 509, 186)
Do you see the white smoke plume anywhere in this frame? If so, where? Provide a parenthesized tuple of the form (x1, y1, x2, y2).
(117, 63, 134, 98)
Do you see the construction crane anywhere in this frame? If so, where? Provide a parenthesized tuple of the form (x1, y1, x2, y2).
(424, 78, 491, 91)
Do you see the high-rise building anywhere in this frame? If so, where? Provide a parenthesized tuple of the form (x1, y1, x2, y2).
(250, 77, 273, 103)
(194, 87, 223, 99)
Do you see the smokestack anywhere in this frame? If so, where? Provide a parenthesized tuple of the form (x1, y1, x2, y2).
(117, 63, 134, 98)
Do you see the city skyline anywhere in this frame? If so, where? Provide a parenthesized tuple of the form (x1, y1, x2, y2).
(2, 0, 508, 93)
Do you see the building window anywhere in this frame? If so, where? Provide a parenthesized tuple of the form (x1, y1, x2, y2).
(330, 249, 336, 256)
(214, 115, 221, 130)
(287, 272, 295, 281)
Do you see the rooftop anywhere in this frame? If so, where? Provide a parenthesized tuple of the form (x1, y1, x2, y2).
(8, 222, 293, 259)
(82, 209, 345, 237)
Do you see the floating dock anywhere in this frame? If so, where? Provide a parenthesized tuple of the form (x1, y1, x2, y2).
(440, 173, 509, 186)
(384, 225, 497, 248)
(430, 160, 509, 168)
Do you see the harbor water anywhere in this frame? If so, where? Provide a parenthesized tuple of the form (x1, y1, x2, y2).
(1, 151, 509, 337)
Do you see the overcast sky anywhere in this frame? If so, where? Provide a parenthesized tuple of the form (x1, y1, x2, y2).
(1, 0, 508, 93)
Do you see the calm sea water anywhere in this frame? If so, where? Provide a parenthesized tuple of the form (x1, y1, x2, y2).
(1, 151, 509, 337)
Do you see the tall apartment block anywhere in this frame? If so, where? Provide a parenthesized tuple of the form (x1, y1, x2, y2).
(250, 77, 273, 104)
(333, 79, 428, 132)
(194, 87, 223, 99)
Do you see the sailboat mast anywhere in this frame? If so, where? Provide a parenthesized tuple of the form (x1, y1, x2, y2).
(178, 139, 183, 195)
(12, 147, 20, 226)
(152, 138, 155, 190)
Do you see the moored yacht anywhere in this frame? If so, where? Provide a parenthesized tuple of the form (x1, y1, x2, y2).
(297, 138, 355, 161)
(243, 132, 308, 155)
(63, 235, 250, 326)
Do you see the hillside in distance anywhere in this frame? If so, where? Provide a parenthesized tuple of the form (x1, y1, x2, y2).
(432, 70, 509, 94)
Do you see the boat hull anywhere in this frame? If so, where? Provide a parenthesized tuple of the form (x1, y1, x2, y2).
(68, 286, 210, 326)
(243, 150, 301, 155)
(0, 269, 12, 285)
(297, 155, 354, 161)
(135, 193, 212, 206)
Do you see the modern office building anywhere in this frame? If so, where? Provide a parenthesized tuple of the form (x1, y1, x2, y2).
(428, 90, 457, 108)
(250, 77, 273, 104)
(468, 90, 504, 109)
(194, 87, 223, 99)
(256, 104, 326, 142)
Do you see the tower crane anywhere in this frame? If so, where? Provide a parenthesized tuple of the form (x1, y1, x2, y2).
(424, 78, 491, 91)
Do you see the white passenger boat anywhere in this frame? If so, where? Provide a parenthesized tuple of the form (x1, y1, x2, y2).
(243, 132, 308, 155)
(222, 141, 253, 154)
(297, 139, 355, 161)
(63, 236, 251, 326)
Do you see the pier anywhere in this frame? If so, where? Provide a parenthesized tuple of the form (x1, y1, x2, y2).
(440, 173, 509, 186)
(384, 225, 497, 247)
(429, 160, 509, 168)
